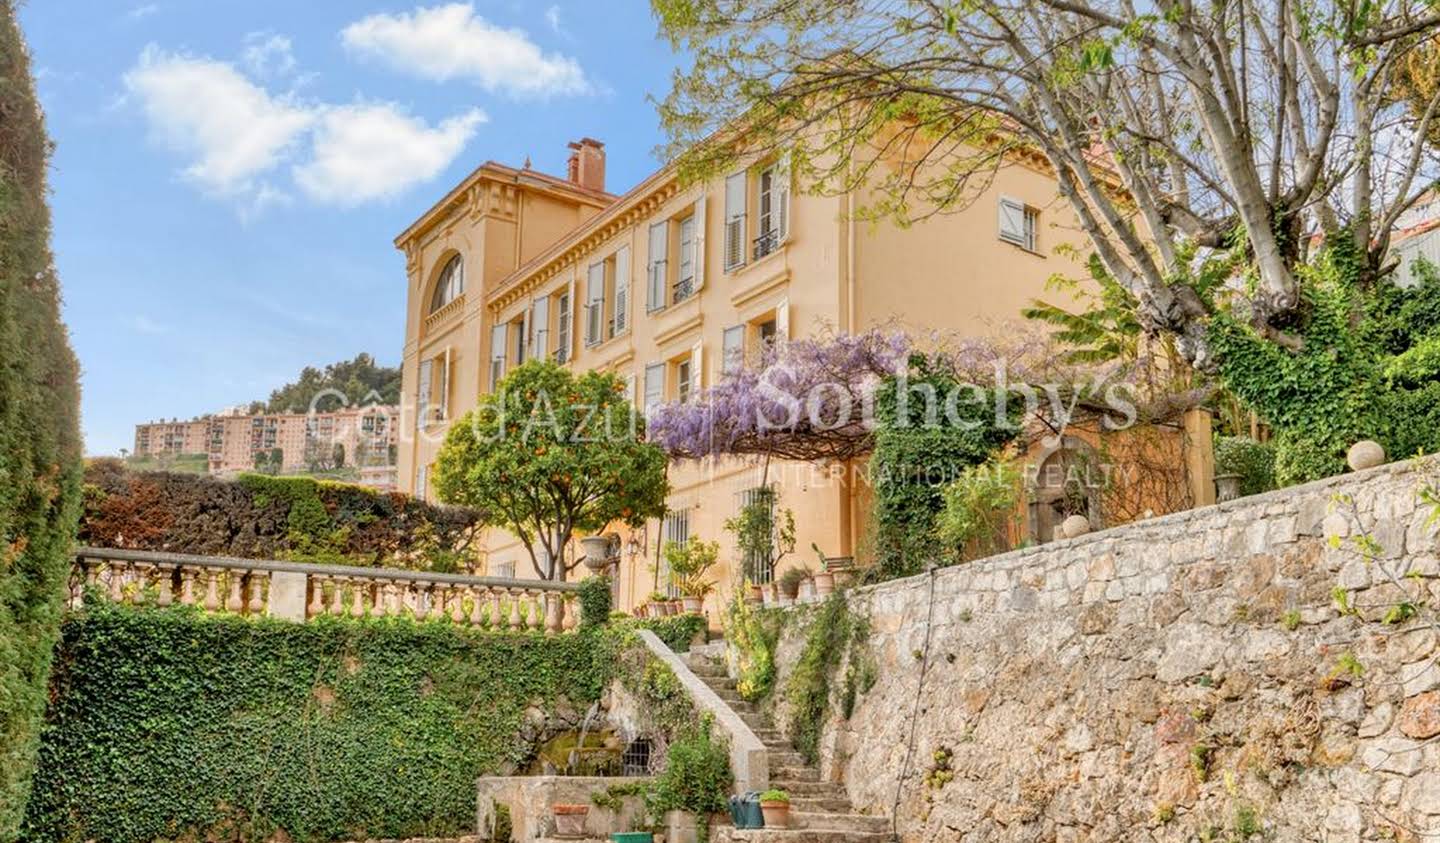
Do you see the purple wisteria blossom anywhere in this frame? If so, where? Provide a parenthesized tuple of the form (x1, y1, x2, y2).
(648, 329, 910, 462)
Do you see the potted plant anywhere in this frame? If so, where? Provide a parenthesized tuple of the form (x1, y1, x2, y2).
(552, 803, 589, 837)
(746, 581, 763, 605)
(777, 567, 808, 603)
(758, 789, 790, 828)
(664, 538, 719, 615)
(810, 543, 836, 596)
(648, 591, 669, 617)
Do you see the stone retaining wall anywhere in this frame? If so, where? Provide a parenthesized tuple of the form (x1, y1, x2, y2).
(761, 457, 1440, 841)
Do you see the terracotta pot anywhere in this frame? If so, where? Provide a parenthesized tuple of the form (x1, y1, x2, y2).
(813, 571, 835, 596)
(682, 595, 703, 613)
(759, 801, 790, 828)
(670, 600, 684, 615)
(798, 577, 817, 602)
(553, 804, 588, 837)
(747, 584, 763, 604)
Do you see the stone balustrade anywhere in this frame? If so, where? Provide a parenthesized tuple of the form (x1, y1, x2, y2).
(71, 546, 580, 632)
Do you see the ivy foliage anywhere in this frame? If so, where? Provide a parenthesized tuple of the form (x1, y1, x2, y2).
(723, 590, 781, 702)
(21, 604, 621, 843)
(0, 6, 85, 837)
(871, 354, 1020, 580)
(577, 576, 612, 629)
(783, 593, 871, 765)
(80, 462, 481, 569)
(1210, 242, 1440, 485)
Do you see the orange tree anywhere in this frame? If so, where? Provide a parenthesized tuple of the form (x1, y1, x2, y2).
(434, 360, 668, 581)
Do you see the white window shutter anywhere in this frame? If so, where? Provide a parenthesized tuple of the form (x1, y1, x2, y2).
(777, 152, 791, 243)
(441, 346, 452, 420)
(647, 222, 667, 311)
(614, 245, 630, 334)
(724, 172, 746, 271)
(998, 197, 1026, 245)
(692, 196, 706, 292)
(416, 359, 433, 431)
(531, 296, 549, 361)
(586, 262, 605, 345)
(565, 269, 577, 359)
(624, 371, 637, 405)
(689, 340, 703, 396)
(722, 325, 744, 374)
(776, 296, 790, 340)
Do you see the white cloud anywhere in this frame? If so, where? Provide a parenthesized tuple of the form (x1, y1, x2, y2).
(242, 32, 297, 78)
(132, 315, 168, 334)
(295, 103, 486, 206)
(340, 3, 589, 97)
(127, 4, 159, 20)
(545, 5, 564, 35)
(123, 45, 313, 197)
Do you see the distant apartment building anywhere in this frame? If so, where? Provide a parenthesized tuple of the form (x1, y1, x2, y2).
(132, 405, 401, 490)
(396, 134, 1083, 613)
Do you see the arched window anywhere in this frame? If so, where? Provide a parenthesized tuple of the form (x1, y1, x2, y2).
(429, 255, 464, 313)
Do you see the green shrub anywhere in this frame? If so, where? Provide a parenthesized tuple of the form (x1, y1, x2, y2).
(1212, 436, 1277, 497)
(20, 603, 620, 843)
(0, 6, 85, 836)
(723, 591, 780, 701)
(630, 613, 707, 653)
(577, 576, 613, 629)
(79, 463, 481, 568)
(645, 717, 732, 818)
(936, 459, 1020, 560)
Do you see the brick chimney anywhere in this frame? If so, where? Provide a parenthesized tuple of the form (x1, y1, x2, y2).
(566, 138, 605, 192)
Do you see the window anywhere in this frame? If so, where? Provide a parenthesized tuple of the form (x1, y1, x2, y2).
(491, 560, 516, 579)
(489, 325, 506, 389)
(999, 197, 1038, 251)
(676, 215, 697, 302)
(738, 486, 777, 585)
(622, 740, 653, 776)
(753, 157, 790, 261)
(661, 510, 689, 598)
(429, 255, 464, 313)
(555, 290, 571, 363)
(586, 261, 606, 346)
(513, 317, 526, 366)
(676, 359, 692, 404)
(417, 359, 432, 431)
(722, 325, 745, 375)
(613, 246, 630, 336)
(643, 363, 665, 415)
(415, 463, 429, 501)
(724, 172, 746, 271)
(584, 249, 629, 345)
(758, 318, 777, 348)
(647, 222, 668, 312)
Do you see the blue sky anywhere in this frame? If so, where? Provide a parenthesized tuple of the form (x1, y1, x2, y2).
(21, 1, 681, 456)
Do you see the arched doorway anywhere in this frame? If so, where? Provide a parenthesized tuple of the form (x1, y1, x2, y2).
(1027, 437, 1102, 543)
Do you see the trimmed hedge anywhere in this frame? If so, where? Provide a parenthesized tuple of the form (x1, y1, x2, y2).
(1213, 435, 1277, 498)
(20, 604, 620, 843)
(0, 4, 85, 838)
(80, 462, 483, 569)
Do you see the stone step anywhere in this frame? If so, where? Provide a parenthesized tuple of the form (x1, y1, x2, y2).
(711, 828, 890, 843)
(754, 729, 785, 743)
(702, 676, 738, 690)
(789, 797, 853, 814)
(771, 765, 820, 782)
(740, 712, 770, 730)
(790, 812, 890, 834)
(767, 780, 847, 798)
(767, 750, 807, 768)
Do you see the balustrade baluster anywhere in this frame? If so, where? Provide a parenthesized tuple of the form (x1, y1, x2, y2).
(372, 582, 390, 618)
(306, 576, 325, 618)
(527, 592, 543, 631)
(414, 584, 430, 621)
(135, 562, 154, 604)
(350, 579, 366, 617)
(508, 589, 523, 629)
(328, 577, 346, 616)
(468, 586, 484, 626)
(178, 567, 197, 606)
(225, 570, 244, 613)
(108, 560, 126, 602)
(247, 571, 267, 615)
(202, 568, 221, 611)
(449, 586, 466, 623)
(156, 564, 175, 607)
(488, 590, 502, 629)
(544, 593, 561, 635)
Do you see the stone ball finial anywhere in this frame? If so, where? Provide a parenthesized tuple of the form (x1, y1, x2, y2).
(1062, 515, 1092, 539)
(1346, 440, 1386, 472)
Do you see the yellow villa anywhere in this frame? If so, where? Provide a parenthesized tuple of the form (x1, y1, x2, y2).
(396, 136, 1083, 617)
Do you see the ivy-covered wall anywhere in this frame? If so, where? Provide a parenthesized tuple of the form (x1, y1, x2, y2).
(20, 604, 619, 843)
(80, 461, 482, 569)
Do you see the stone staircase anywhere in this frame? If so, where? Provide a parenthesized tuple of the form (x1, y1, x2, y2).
(682, 646, 890, 843)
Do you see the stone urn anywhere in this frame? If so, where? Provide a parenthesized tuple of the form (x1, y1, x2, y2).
(579, 535, 613, 573)
(1061, 514, 1092, 539)
(1347, 440, 1386, 472)
(813, 571, 836, 596)
(1214, 473, 1243, 503)
(552, 803, 588, 837)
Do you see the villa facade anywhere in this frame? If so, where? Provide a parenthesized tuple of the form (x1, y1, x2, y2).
(396, 137, 1083, 615)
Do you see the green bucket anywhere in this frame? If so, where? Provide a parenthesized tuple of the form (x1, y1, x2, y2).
(610, 834, 653, 843)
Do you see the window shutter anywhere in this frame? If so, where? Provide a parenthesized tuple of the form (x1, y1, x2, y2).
(643, 363, 665, 415)
(440, 346, 452, 421)
(689, 340, 703, 396)
(647, 222, 667, 311)
(998, 197, 1026, 245)
(614, 245, 630, 335)
(564, 269, 577, 360)
(586, 262, 605, 345)
(692, 196, 706, 292)
(416, 359, 432, 431)
(531, 296, 549, 361)
(490, 324, 507, 387)
(724, 172, 746, 271)
(555, 291, 570, 363)
(775, 297, 790, 340)
(776, 152, 791, 243)
(624, 371, 637, 405)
